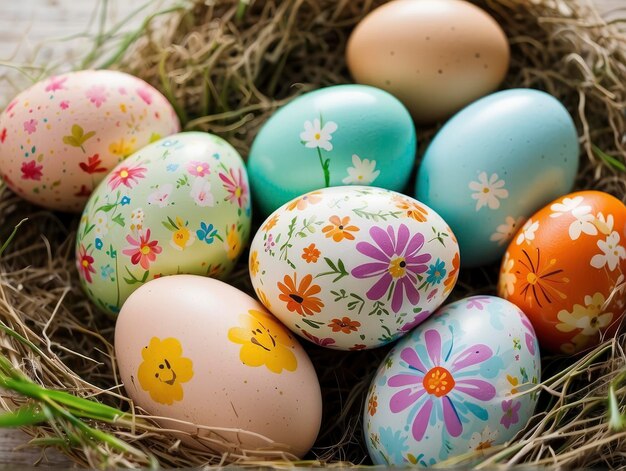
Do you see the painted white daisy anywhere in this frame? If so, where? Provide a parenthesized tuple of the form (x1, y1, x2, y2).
(568, 205, 597, 240)
(342, 154, 380, 185)
(490, 216, 525, 246)
(515, 218, 539, 245)
(590, 231, 626, 271)
(147, 183, 173, 208)
(469, 172, 509, 211)
(300, 118, 338, 152)
(550, 195, 588, 218)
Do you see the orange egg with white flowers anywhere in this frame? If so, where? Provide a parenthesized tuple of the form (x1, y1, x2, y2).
(498, 191, 626, 354)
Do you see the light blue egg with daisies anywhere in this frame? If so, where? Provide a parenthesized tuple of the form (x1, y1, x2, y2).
(415, 88, 578, 267)
(248, 84, 417, 216)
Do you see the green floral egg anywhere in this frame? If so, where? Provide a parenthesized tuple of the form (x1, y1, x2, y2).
(76, 132, 252, 315)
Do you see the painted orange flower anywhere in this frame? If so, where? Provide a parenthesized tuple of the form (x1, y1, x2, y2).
(302, 243, 321, 263)
(277, 273, 324, 316)
(322, 215, 360, 242)
(328, 316, 361, 334)
(286, 191, 322, 211)
(368, 393, 378, 416)
(262, 214, 279, 232)
(443, 252, 460, 295)
(394, 196, 428, 222)
(515, 248, 569, 308)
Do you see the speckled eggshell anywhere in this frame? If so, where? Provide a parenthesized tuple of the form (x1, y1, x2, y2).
(247, 84, 417, 216)
(0, 70, 180, 212)
(364, 296, 541, 466)
(115, 275, 322, 458)
(499, 191, 626, 354)
(346, 0, 510, 123)
(76, 132, 251, 315)
(249, 186, 460, 350)
(416, 89, 579, 267)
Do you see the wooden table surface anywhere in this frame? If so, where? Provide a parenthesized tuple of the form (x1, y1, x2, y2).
(0, 0, 623, 467)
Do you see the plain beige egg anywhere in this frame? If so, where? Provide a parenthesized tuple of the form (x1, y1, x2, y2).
(115, 275, 322, 459)
(346, 0, 510, 123)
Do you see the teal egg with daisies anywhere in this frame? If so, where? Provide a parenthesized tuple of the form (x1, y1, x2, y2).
(248, 85, 417, 216)
(415, 88, 578, 267)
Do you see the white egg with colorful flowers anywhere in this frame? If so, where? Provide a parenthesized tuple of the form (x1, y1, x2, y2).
(249, 186, 460, 350)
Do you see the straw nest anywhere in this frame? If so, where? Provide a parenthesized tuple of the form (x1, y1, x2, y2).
(0, 0, 625, 468)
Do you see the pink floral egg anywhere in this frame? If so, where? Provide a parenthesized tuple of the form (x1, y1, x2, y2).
(364, 296, 540, 465)
(0, 70, 180, 212)
(249, 186, 460, 350)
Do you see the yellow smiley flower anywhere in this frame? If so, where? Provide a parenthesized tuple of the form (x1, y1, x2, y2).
(137, 337, 194, 405)
(228, 310, 297, 374)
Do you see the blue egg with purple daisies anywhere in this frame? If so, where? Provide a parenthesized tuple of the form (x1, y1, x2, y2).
(364, 296, 540, 466)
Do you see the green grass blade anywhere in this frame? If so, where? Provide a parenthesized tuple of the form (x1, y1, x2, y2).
(593, 144, 626, 172)
(0, 404, 47, 427)
(0, 218, 28, 258)
(0, 374, 128, 423)
(608, 384, 624, 431)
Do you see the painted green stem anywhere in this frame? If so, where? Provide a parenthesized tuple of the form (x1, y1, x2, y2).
(316, 147, 330, 187)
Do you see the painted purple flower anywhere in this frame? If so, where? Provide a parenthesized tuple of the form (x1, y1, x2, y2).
(466, 296, 492, 310)
(264, 233, 275, 252)
(520, 314, 537, 355)
(388, 329, 496, 441)
(352, 224, 431, 313)
(500, 399, 521, 429)
(400, 310, 431, 332)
